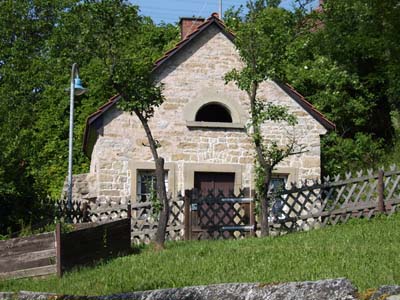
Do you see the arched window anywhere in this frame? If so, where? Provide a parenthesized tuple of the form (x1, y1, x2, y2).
(183, 97, 246, 129)
(195, 103, 232, 123)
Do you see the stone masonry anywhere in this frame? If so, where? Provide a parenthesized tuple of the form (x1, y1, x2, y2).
(79, 19, 328, 205)
(61, 173, 97, 202)
(0, 278, 358, 299)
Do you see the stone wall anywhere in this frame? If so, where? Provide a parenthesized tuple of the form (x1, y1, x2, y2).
(0, 278, 358, 299)
(88, 24, 327, 204)
(61, 173, 97, 202)
(5, 281, 400, 299)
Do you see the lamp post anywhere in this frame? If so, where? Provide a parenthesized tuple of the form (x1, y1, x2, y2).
(67, 63, 87, 213)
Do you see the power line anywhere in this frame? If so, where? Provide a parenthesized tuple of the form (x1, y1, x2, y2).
(185, 0, 209, 36)
(133, 0, 250, 24)
(139, 2, 227, 16)
(139, 5, 202, 13)
(140, 11, 200, 19)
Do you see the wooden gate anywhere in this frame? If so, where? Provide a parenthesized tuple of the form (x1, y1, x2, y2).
(184, 189, 255, 239)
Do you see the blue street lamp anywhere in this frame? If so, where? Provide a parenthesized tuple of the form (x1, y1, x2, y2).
(67, 63, 87, 213)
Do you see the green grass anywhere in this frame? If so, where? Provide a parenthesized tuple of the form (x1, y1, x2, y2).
(1, 214, 400, 296)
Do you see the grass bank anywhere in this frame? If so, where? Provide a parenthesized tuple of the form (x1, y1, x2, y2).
(1, 214, 399, 296)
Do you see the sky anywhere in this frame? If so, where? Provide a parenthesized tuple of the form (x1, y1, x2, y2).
(130, 0, 319, 24)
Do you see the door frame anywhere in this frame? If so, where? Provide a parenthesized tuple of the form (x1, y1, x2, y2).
(183, 163, 242, 195)
(194, 171, 236, 196)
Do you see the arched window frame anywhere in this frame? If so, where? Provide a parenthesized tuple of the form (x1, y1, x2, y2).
(195, 102, 233, 123)
(183, 98, 247, 129)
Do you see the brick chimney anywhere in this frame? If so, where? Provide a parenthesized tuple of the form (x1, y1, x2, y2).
(179, 17, 205, 40)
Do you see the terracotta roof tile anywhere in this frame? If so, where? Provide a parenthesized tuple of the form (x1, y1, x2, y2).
(276, 82, 335, 130)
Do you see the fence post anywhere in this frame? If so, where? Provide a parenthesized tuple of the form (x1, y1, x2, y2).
(249, 199, 255, 237)
(82, 202, 89, 223)
(377, 170, 386, 213)
(55, 223, 62, 278)
(184, 190, 191, 241)
(127, 201, 132, 243)
(127, 201, 132, 219)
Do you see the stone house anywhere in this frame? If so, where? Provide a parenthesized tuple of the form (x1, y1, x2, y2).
(77, 13, 334, 205)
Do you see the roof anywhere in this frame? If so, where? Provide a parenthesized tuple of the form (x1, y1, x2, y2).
(83, 12, 335, 157)
(275, 81, 335, 131)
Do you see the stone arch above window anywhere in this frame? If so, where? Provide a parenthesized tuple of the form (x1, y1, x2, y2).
(184, 96, 247, 129)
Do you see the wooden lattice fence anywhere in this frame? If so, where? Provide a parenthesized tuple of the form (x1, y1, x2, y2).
(269, 166, 400, 232)
(55, 166, 400, 242)
(130, 198, 185, 244)
(185, 188, 255, 240)
(56, 197, 185, 244)
(55, 200, 130, 223)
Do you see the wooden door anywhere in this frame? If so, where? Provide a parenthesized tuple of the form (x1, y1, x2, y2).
(194, 172, 235, 196)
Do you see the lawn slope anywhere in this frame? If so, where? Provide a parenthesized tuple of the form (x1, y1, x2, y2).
(1, 214, 399, 296)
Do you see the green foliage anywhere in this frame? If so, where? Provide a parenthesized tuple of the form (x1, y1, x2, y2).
(73, 1, 177, 247)
(224, 4, 295, 90)
(224, 3, 302, 172)
(0, 221, 74, 241)
(0, 194, 59, 238)
(322, 132, 384, 176)
(146, 179, 162, 220)
(286, 55, 374, 135)
(0, 0, 178, 234)
(74, 1, 165, 118)
(2, 0, 400, 238)
(376, 112, 400, 169)
(254, 161, 266, 214)
(284, 0, 400, 174)
(0, 0, 75, 198)
(2, 213, 400, 294)
(258, 103, 297, 125)
(225, 2, 304, 235)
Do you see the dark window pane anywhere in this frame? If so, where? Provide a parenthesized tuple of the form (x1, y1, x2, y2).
(269, 176, 288, 192)
(137, 171, 167, 202)
(195, 104, 232, 123)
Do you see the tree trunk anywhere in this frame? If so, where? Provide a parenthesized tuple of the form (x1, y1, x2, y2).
(248, 81, 271, 237)
(260, 168, 271, 237)
(133, 108, 169, 250)
(153, 157, 169, 249)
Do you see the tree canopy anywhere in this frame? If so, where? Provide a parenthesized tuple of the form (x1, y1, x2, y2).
(285, 0, 400, 174)
(225, 0, 306, 236)
(0, 0, 178, 235)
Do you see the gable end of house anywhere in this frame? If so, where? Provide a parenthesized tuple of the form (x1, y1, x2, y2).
(82, 13, 335, 158)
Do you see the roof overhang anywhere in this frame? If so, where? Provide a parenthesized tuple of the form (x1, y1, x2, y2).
(83, 94, 121, 157)
(275, 81, 335, 131)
